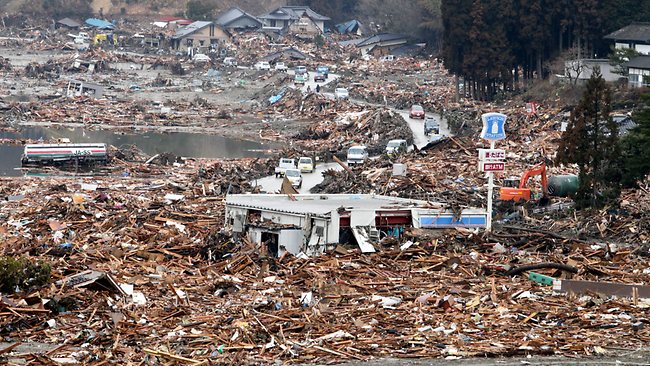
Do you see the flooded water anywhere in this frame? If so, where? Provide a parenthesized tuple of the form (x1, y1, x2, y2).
(0, 126, 277, 177)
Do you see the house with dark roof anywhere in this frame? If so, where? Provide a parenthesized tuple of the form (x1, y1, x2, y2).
(626, 55, 650, 87)
(215, 7, 262, 31)
(261, 47, 308, 63)
(171, 21, 231, 51)
(340, 33, 408, 56)
(258, 6, 330, 37)
(604, 22, 650, 55)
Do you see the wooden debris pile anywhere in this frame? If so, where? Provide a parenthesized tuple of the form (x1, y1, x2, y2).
(1, 182, 649, 365)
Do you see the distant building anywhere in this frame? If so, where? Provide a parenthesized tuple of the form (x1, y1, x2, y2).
(258, 6, 330, 36)
(626, 55, 650, 87)
(225, 194, 487, 257)
(561, 59, 621, 83)
(215, 7, 262, 31)
(171, 21, 231, 51)
(262, 47, 308, 63)
(604, 22, 650, 55)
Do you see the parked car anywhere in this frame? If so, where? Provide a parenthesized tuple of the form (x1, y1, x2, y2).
(274, 62, 288, 72)
(347, 145, 368, 165)
(298, 157, 314, 173)
(274, 158, 296, 177)
(409, 104, 425, 119)
(223, 57, 237, 66)
(385, 139, 408, 156)
(314, 72, 326, 82)
(335, 88, 349, 100)
(295, 65, 308, 75)
(284, 168, 303, 188)
(316, 65, 329, 78)
(193, 54, 211, 63)
(424, 117, 440, 136)
(254, 61, 271, 70)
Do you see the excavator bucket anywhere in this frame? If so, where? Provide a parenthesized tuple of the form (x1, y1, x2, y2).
(499, 187, 532, 201)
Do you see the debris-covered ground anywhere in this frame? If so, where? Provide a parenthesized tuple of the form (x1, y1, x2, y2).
(0, 15, 649, 366)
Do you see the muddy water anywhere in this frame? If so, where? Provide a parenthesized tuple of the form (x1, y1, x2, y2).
(0, 126, 277, 177)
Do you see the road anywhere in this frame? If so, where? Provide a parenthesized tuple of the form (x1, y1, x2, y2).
(394, 108, 451, 150)
(252, 73, 452, 192)
(251, 161, 343, 194)
(286, 69, 340, 94)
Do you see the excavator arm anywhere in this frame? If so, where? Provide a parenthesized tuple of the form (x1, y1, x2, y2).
(500, 162, 548, 202)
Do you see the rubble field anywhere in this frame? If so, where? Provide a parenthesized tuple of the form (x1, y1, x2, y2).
(0, 16, 649, 366)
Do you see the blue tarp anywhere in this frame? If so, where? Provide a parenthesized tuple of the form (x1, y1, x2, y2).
(85, 18, 116, 30)
(269, 88, 286, 104)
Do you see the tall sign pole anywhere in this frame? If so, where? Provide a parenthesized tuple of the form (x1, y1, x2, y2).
(479, 113, 507, 232)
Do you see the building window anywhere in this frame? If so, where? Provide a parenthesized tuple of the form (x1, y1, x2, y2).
(199, 40, 205, 46)
(210, 25, 215, 37)
(271, 19, 276, 27)
(186, 39, 193, 46)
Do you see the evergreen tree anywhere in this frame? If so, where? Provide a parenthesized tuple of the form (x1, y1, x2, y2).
(620, 93, 650, 187)
(556, 67, 621, 208)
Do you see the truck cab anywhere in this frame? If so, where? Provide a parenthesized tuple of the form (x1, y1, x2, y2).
(274, 158, 296, 177)
(346, 145, 368, 165)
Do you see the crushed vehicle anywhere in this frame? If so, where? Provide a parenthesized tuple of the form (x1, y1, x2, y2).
(284, 168, 303, 188)
(297, 157, 314, 173)
(335, 87, 349, 100)
(346, 145, 368, 165)
(254, 61, 271, 70)
(385, 139, 408, 156)
(274, 158, 296, 177)
(223, 57, 237, 66)
(193, 54, 211, 63)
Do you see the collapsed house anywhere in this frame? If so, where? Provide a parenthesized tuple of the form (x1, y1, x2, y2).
(225, 194, 487, 257)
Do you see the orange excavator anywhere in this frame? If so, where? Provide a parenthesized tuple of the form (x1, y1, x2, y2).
(499, 162, 549, 204)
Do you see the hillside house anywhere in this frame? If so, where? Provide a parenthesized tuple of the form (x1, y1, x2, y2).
(604, 22, 650, 55)
(215, 7, 262, 31)
(171, 21, 231, 51)
(626, 55, 650, 87)
(259, 6, 330, 37)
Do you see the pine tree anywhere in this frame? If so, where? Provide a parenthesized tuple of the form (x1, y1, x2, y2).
(556, 67, 621, 208)
(620, 93, 650, 187)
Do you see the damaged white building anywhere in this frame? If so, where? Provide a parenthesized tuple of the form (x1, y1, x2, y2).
(225, 194, 487, 257)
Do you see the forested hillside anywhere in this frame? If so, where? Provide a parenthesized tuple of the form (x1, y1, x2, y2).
(441, 0, 650, 100)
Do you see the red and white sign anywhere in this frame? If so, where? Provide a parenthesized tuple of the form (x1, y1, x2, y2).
(479, 161, 505, 172)
(478, 148, 506, 161)
(526, 102, 538, 116)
